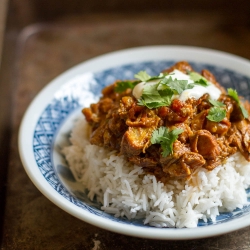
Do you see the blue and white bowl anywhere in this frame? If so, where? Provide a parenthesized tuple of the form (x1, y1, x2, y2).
(19, 46, 250, 239)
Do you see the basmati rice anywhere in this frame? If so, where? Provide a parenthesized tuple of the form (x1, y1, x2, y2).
(62, 117, 250, 228)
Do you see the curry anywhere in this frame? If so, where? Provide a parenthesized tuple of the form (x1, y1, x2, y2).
(82, 62, 250, 183)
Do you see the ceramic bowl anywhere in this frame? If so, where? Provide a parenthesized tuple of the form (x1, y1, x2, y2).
(19, 46, 250, 239)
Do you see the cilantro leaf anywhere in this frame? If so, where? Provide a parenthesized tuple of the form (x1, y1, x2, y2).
(115, 80, 139, 93)
(240, 105, 249, 119)
(207, 99, 226, 122)
(228, 88, 239, 102)
(228, 88, 249, 118)
(147, 72, 169, 81)
(195, 78, 209, 87)
(207, 107, 226, 122)
(134, 71, 169, 83)
(209, 99, 225, 107)
(134, 71, 152, 82)
(162, 76, 194, 94)
(137, 75, 194, 109)
(151, 127, 183, 157)
(189, 72, 209, 87)
(138, 84, 173, 109)
(138, 99, 165, 109)
(158, 88, 174, 105)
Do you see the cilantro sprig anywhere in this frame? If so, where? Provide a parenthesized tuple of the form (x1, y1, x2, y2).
(228, 88, 249, 118)
(115, 71, 169, 93)
(151, 127, 183, 157)
(137, 74, 194, 109)
(134, 71, 168, 82)
(206, 99, 226, 122)
(116, 70, 214, 109)
(136, 71, 213, 109)
(207, 107, 226, 122)
(209, 99, 225, 107)
(115, 80, 139, 93)
(189, 72, 209, 87)
(160, 76, 194, 94)
(138, 83, 173, 108)
(134, 71, 152, 82)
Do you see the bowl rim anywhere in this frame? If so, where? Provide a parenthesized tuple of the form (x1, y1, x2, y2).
(18, 45, 250, 240)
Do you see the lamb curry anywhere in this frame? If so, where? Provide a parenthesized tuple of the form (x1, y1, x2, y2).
(82, 62, 250, 183)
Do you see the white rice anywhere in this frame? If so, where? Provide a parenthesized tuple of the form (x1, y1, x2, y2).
(62, 117, 250, 228)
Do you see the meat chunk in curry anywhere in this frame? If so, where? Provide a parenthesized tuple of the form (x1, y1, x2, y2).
(82, 61, 250, 183)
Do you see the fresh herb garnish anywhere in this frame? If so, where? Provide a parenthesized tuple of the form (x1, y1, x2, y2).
(138, 83, 173, 108)
(151, 127, 183, 157)
(189, 72, 209, 87)
(206, 99, 226, 122)
(161, 76, 194, 94)
(227, 88, 239, 102)
(207, 107, 227, 122)
(136, 70, 215, 109)
(123, 69, 216, 109)
(209, 99, 225, 107)
(134, 71, 169, 82)
(115, 80, 139, 93)
(138, 76, 194, 109)
(134, 71, 152, 82)
(228, 88, 249, 118)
